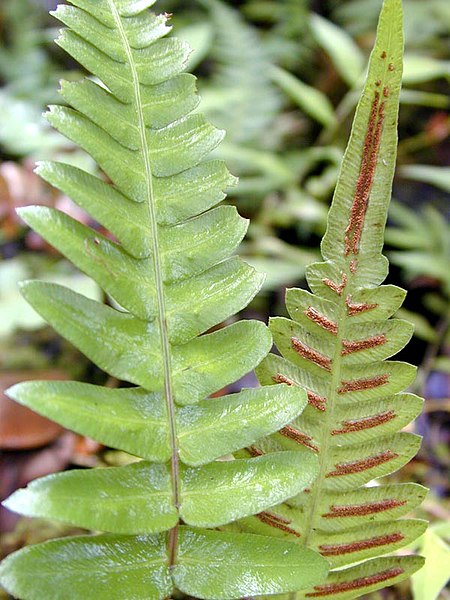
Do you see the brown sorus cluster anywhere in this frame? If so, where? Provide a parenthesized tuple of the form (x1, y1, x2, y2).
(331, 410, 396, 435)
(305, 567, 404, 597)
(246, 445, 264, 457)
(322, 498, 407, 518)
(346, 296, 378, 316)
(323, 272, 347, 295)
(307, 390, 327, 411)
(255, 511, 301, 537)
(341, 334, 387, 355)
(319, 532, 404, 556)
(272, 374, 328, 411)
(326, 450, 399, 477)
(344, 50, 392, 258)
(272, 373, 295, 386)
(279, 425, 319, 453)
(291, 337, 332, 371)
(337, 374, 389, 394)
(305, 307, 338, 335)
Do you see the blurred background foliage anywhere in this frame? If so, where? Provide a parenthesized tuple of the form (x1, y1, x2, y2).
(0, 0, 449, 598)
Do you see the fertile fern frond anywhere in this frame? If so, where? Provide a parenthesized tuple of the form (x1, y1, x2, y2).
(0, 1, 328, 598)
(247, 0, 427, 597)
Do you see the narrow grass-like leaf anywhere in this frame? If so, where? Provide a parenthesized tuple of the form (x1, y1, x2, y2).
(310, 14, 364, 86)
(269, 66, 337, 128)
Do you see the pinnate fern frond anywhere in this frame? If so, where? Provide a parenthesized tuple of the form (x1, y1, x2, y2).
(247, 0, 427, 597)
(0, 1, 327, 598)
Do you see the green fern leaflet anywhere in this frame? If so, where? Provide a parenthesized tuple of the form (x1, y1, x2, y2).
(0, 1, 328, 598)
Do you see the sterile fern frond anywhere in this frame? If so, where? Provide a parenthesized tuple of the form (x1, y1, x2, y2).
(0, 1, 327, 598)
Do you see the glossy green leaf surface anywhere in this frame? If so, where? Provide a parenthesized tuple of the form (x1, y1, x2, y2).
(4, 462, 178, 535)
(18, 281, 272, 399)
(5, 453, 318, 533)
(179, 452, 318, 527)
(177, 385, 309, 465)
(0, 534, 172, 600)
(174, 528, 329, 599)
(0, 528, 328, 600)
(8, 381, 309, 465)
(8, 381, 171, 461)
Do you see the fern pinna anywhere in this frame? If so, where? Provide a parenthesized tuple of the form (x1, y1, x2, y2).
(0, 1, 328, 598)
(245, 0, 427, 598)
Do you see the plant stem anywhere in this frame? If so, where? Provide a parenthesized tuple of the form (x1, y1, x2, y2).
(302, 288, 347, 545)
(108, 0, 181, 566)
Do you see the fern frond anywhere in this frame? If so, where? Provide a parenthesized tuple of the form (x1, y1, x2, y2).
(200, 0, 281, 147)
(248, 0, 427, 597)
(0, 1, 328, 598)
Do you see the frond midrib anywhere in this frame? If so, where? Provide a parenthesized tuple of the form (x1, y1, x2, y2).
(107, 0, 180, 560)
(302, 295, 347, 546)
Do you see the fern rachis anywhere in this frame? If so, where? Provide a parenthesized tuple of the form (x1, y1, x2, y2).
(0, 1, 328, 598)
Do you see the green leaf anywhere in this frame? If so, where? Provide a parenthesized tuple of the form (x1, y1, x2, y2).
(311, 519, 427, 568)
(270, 65, 337, 128)
(7, 382, 172, 462)
(0, 528, 328, 600)
(19, 280, 272, 400)
(400, 89, 450, 109)
(296, 556, 425, 600)
(412, 529, 450, 600)
(5, 453, 318, 532)
(179, 452, 318, 527)
(0, 534, 172, 600)
(3, 462, 178, 535)
(8, 381, 309, 467)
(174, 528, 329, 599)
(177, 385, 310, 465)
(402, 55, 450, 85)
(310, 14, 364, 86)
(400, 165, 450, 193)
